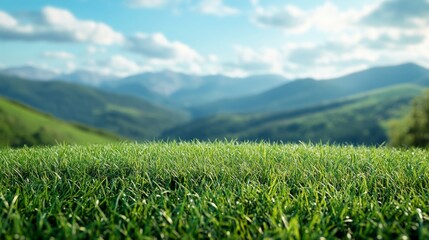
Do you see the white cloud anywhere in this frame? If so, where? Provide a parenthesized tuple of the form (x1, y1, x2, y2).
(242, 0, 429, 78)
(103, 55, 143, 76)
(109, 50, 223, 77)
(222, 44, 367, 78)
(87, 46, 107, 55)
(0, 11, 17, 28)
(66, 61, 77, 72)
(280, 29, 429, 78)
(362, 0, 429, 28)
(197, 0, 240, 16)
(226, 46, 285, 76)
(126, 0, 168, 8)
(126, 32, 202, 62)
(252, 5, 305, 31)
(80, 55, 143, 77)
(4, 1, 429, 80)
(125, 0, 239, 17)
(308, 3, 369, 33)
(0, 7, 124, 45)
(87, 46, 98, 54)
(42, 51, 75, 60)
(249, 0, 259, 7)
(252, 2, 372, 33)
(79, 53, 219, 78)
(287, 42, 377, 68)
(220, 38, 400, 79)
(125, 0, 188, 9)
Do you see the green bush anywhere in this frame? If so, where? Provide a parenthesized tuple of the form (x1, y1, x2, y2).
(389, 90, 429, 147)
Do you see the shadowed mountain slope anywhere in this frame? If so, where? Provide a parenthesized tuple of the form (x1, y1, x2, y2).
(191, 63, 429, 117)
(165, 84, 426, 145)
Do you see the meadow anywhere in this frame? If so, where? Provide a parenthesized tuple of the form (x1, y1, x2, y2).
(1, 142, 428, 239)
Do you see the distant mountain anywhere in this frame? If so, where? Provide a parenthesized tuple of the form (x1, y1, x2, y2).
(1, 66, 58, 81)
(113, 71, 203, 96)
(1, 66, 118, 86)
(0, 74, 189, 140)
(170, 74, 288, 106)
(100, 73, 171, 106)
(101, 72, 288, 107)
(2, 66, 289, 107)
(192, 63, 429, 117)
(0, 97, 118, 147)
(58, 70, 118, 86)
(164, 84, 425, 145)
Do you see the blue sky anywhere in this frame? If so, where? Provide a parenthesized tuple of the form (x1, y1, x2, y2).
(0, 0, 428, 79)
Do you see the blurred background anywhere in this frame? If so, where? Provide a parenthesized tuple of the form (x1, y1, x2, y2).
(1, 0, 429, 147)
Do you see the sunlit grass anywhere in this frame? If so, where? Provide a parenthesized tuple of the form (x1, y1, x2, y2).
(1, 141, 428, 239)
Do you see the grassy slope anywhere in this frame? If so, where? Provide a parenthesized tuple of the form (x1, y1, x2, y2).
(0, 97, 118, 147)
(0, 142, 428, 239)
(0, 74, 189, 140)
(165, 85, 425, 145)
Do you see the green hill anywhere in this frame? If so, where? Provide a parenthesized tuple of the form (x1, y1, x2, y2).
(165, 84, 425, 145)
(0, 97, 118, 147)
(0, 74, 189, 140)
(192, 63, 429, 117)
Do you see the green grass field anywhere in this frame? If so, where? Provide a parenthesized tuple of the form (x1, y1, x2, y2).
(1, 142, 428, 239)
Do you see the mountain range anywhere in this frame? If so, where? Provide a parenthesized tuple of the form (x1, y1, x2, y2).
(1, 66, 289, 108)
(1, 66, 59, 81)
(0, 66, 118, 85)
(190, 63, 429, 117)
(164, 84, 425, 145)
(1, 62, 428, 146)
(100, 72, 288, 107)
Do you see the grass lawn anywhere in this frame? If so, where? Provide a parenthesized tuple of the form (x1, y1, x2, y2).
(1, 142, 428, 239)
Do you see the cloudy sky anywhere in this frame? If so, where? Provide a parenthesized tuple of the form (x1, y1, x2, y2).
(0, 0, 429, 79)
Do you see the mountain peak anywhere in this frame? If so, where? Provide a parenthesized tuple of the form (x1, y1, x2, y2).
(397, 62, 425, 69)
(393, 62, 429, 74)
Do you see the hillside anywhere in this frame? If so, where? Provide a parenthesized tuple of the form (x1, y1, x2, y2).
(192, 63, 429, 117)
(101, 72, 287, 107)
(0, 74, 189, 140)
(0, 97, 118, 147)
(164, 84, 425, 145)
(1, 142, 428, 238)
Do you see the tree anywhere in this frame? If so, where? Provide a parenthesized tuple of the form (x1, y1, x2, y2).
(389, 90, 429, 147)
